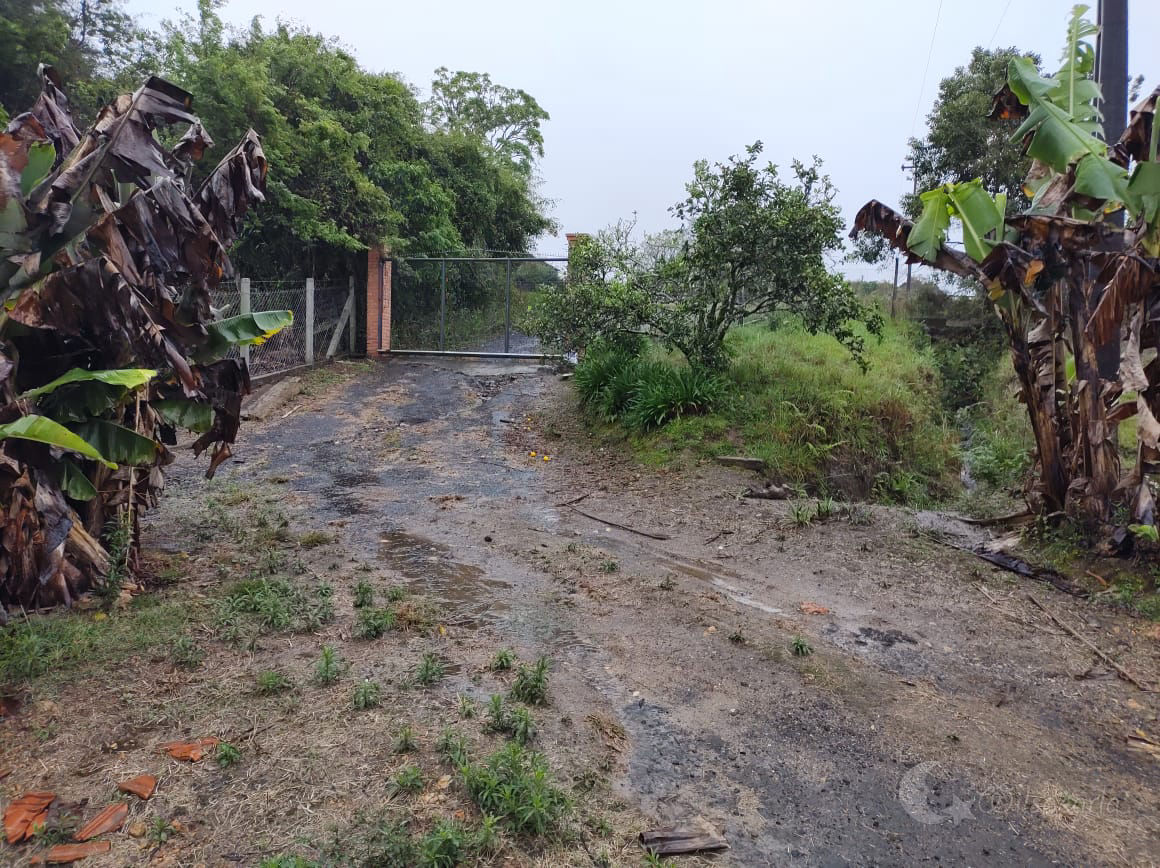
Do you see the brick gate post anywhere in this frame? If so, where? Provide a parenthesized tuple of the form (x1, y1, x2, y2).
(365, 245, 391, 353)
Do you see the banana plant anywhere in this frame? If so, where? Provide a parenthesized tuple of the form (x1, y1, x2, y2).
(0, 66, 289, 613)
(852, 4, 1160, 543)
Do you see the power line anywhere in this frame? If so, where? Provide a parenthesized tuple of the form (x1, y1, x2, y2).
(909, 0, 946, 140)
(987, 0, 1015, 50)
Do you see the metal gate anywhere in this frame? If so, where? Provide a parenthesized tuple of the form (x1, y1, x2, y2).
(389, 256, 566, 358)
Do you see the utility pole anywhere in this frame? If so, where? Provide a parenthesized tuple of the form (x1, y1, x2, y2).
(1095, 0, 1128, 380)
(901, 164, 917, 301)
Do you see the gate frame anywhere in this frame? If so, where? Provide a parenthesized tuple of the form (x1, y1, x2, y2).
(377, 254, 567, 360)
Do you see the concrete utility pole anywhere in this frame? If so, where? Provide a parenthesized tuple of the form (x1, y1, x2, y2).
(1095, 0, 1128, 380)
(901, 164, 917, 300)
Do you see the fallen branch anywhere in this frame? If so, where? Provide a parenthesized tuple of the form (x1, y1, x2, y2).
(959, 510, 1035, 527)
(554, 492, 592, 508)
(920, 531, 1089, 598)
(1026, 594, 1150, 691)
(565, 505, 671, 540)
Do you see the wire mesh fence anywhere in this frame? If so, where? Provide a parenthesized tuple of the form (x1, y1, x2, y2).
(214, 278, 355, 378)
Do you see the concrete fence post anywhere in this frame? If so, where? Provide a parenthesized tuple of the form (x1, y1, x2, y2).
(305, 277, 315, 366)
(365, 246, 391, 354)
(239, 276, 251, 366)
(347, 275, 357, 356)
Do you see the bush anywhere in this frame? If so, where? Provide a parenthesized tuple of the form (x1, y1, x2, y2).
(573, 343, 724, 431)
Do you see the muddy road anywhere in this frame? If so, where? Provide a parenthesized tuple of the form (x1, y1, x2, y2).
(4, 357, 1158, 867)
(211, 358, 1159, 865)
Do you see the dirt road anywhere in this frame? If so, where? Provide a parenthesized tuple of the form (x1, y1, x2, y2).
(4, 357, 1159, 866)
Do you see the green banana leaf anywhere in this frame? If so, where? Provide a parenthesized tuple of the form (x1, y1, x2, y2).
(0, 414, 114, 467)
(20, 367, 156, 400)
(152, 399, 214, 433)
(70, 419, 158, 465)
(59, 459, 97, 501)
(20, 142, 55, 197)
(1072, 154, 1130, 205)
(944, 179, 1005, 262)
(907, 188, 952, 261)
(210, 311, 293, 346)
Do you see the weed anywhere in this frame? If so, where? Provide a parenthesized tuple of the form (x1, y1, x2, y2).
(485, 694, 508, 731)
(260, 857, 317, 868)
(298, 530, 332, 549)
(386, 585, 407, 603)
(352, 680, 382, 710)
(215, 578, 331, 639)
(565, 542, 580, 554)
(458, 694, 476, 718)
(392, 764, 424, 793)
(147, 817, 176, 846)
(843, 503, 873, 526)
(461, 741, 568, 836)
(509, 706, 535, 745)
(436, 728, 470, 767)
(394, 725, 417, 753)
(353, 580, 374, 609)
(791, 635, 814, 657)
(257, 670, 292, 695)
(643, 849, 676, 867)
(171, 635, 204, 668)
(728, 628, 746, 645)
(658, 576, 677, 591)
(99, 511, 133, 610)
(354, 607, 395, 639)
(489, 648, 516, 671)
(510, 656, 550, 706)
(598, 559, 620, 574)
(215, 742, 242, 768)
(814, 496, 837, 521)
(474, 814, 501, 855)
(413, 652, 444, 687)
(393, 598, 440, 633)
(418, 818, 467, 866)
(790, 503, 814, 527)
(313, 645, 343, 685)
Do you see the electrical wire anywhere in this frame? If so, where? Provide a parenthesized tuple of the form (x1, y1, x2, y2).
(910, 0, 946, 140)
(987, 0, 1015, 49)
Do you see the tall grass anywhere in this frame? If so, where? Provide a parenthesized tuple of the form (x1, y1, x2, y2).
(578, 320, 959, 504)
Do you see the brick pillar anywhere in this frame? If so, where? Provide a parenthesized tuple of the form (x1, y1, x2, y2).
(365, 245, 390, 353)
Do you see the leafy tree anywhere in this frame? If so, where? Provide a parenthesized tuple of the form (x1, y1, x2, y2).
(427, 67, 549, 173)
(151, 4, 551, 280)
(0, 0, 153, 123)
(533, 143, 881, 371)
(905, 47, 1040, 218)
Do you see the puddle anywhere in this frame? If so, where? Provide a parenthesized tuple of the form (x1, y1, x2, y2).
(379, 529, 510, 624)
(658, 557, 784, 617)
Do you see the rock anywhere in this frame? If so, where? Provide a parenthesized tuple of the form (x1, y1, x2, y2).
(715, 455, 767, 473)
(128, 820, 147, 838)
(242, 377, 302, 421)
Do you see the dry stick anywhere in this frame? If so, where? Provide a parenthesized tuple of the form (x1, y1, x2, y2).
(1026, 594, 1150, 691)
(553, 491, 592, 508)
(565, 504, 672, 540)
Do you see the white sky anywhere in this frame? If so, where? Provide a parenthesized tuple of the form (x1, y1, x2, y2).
(126, 0, 1160, 278)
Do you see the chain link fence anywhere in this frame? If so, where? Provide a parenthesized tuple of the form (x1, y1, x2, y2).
(214, 278, 355, 378)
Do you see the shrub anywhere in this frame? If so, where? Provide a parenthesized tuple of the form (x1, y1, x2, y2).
(461, 742, 568, 836)
(624, 364, 725, 431)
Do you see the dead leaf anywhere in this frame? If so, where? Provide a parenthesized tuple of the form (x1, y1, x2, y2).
(117, 774, 158, 800)
(0, 769, 10, 781)
(74, 803, 128, 841)
(41, 841, 112, 863)
(160, 737, 219, 762)
(800, 601, 830, 615)
(435, 775, 452, 790)
(4, 791, 55, 843)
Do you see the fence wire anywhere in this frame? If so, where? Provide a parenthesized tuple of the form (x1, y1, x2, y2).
(214, 279, 353, 378)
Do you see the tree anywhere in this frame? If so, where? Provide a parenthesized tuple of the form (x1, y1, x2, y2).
(427, 68, 549, 173)
(905, 47, 1040, 218)
(0, 67, 286, 613)
(852, 6, 1160, 540)
(533, 144, 881, 371)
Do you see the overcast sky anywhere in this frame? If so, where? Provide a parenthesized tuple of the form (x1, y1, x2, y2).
(127, 0, 1159, 279)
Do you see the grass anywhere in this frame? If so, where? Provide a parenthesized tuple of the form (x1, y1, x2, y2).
(791, 635, 814, 657)
(392, 764, 424, 793)
(0, 598, 191, 686)
(256, 670, 293, 695)
(583, 320, 958, 505)
(298, 530, 332, 549)
(214, 577, 334, 641)
(171, 634, 205, 668)
(510, 656, 550, 706)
